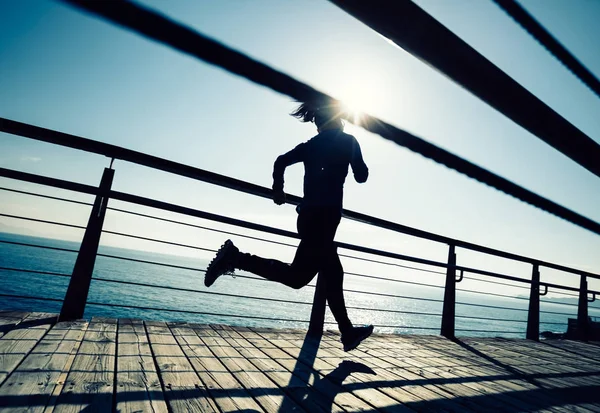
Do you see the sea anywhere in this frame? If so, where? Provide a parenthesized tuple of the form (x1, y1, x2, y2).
(1, 232, 598, 338)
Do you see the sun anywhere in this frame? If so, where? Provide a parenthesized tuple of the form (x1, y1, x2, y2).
(339, 96, 368, 126)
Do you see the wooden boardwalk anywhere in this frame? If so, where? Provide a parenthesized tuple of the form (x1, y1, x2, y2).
(0, 312, 599, 412)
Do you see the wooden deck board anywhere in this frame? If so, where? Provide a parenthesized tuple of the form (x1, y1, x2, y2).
(52, 317, 117, 413)
(0, 313, 57, 386)
(115, 318, 168, 413)
(1, 311, 599, 412)
(0, 319, 87, 413)
(170, 323, 266, 413)
(145, 320, 220, 412)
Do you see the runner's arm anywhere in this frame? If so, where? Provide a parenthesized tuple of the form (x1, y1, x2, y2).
(350, 138, 369, 183)
(272, 143, 305, 192)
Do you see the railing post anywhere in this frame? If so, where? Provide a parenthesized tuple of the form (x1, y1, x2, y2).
(577, 274, 589, 341)
(441, 244, 456, 339)
(59, 167, 114, 321)
(526, 264, 540, 341)
(307, 274, 327, 337)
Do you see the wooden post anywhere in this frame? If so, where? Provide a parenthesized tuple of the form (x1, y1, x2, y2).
(307, 274, 326, 337)
(59, 167, 114, 321)
(441, 244, 456, 339)
(577, 274, 589, 341)
(526, 264, 540, 341)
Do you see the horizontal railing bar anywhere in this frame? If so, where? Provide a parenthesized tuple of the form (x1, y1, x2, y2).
(108, 205, 299, 248)
(110, 204, 446, 275)
(0, 167, 100, 196)
(107, 188, 456, 269)
(105, 210, 442, 275)
(0, 186, 94, 206)
(2, 122, 598, 279)
(3, 165, 599, 283)
(0, 211, 487, 285)
(330, 0, 600, 178)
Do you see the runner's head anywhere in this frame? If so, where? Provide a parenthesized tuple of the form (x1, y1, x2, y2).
(291, 99, 344, 131)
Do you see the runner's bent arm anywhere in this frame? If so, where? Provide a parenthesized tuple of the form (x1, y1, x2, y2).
(350, 138, 368, 183)
(272, 143, 306, 192)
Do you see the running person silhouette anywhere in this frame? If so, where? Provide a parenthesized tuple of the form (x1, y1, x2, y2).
(204, 100, 373, 351)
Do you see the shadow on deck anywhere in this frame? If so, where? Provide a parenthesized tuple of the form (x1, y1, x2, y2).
(0, 311, 599, 412)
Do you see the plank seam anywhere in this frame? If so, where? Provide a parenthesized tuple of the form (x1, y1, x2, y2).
(111, 318, 119, 413)
(144, 320, 174, 413)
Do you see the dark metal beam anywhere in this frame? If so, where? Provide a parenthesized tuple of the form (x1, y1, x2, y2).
(330, 0, 600, 178)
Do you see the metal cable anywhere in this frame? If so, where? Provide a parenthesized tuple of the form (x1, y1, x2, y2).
(84, 300, 439, 330)
(0, 267, 71, 278)
(492, 0, 600, 99)
(346, 271, 443, 289)
(540, 300, 578, 308)
(61, 0, 600, 237)
(0, 186, 446, 276)
(462, 275, 531, 291)
(0, 240, 79, 253)
(0, 239, 586, 310)
(457, 287, 529, 301)
(1, 266, 566, 325)
(87, 276, 446, 316)
(456, 328, 523, 334)
(540, 309, 575, 316)
(107, 205, 446, 275)
(0, 186, 93, 206)
(457, 301, 527, 312)
(0, 293, 63, 303)
(0, 213, 85, 230)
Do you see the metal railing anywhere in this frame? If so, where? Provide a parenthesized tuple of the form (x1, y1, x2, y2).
(1, 120, 598, 340)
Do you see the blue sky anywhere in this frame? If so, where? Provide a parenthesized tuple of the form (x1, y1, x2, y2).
(1, 0, 599, 295)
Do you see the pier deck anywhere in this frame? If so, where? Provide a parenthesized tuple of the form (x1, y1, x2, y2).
(0, 311, 599, 412)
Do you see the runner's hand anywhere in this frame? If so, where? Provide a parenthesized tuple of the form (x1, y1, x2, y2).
(273, 190, 286, 205)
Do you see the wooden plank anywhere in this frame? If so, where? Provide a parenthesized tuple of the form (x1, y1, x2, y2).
(169, 323, 265, 413)
(412, 336, 598, 413)
(0, 313, 57, 386)
(193, 325, 306, 413)
(0, 319, 88, 413)
(52, 317, 117, 413)
(115, 319, 168, 413)
(365, 334, 558, 413)
(317, 332, 485, 413)
(145, 320, 219, 412)
(0, 312, 30, 338)
(214, 324, 350, 413)
(251, 328, 421, 413)
(228, 325, 377, 413)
